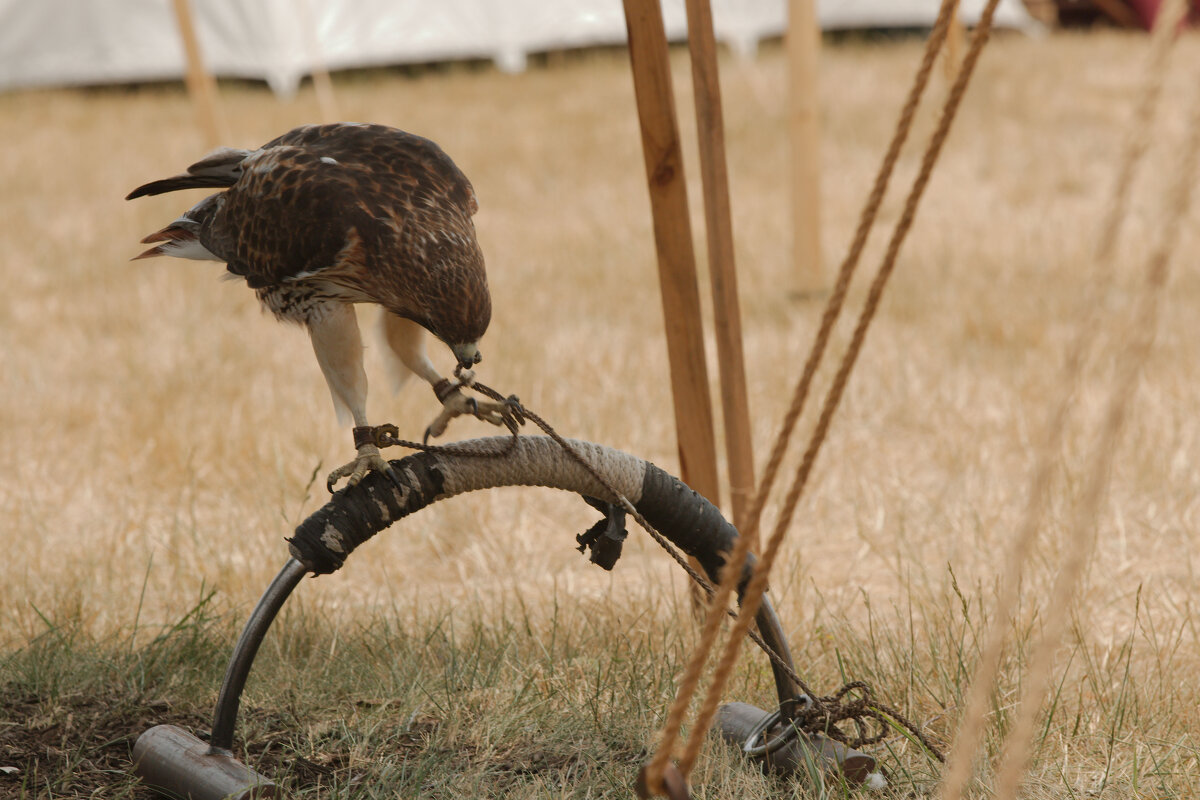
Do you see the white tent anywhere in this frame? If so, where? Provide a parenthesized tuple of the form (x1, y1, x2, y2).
(0, 0, 1038, 97)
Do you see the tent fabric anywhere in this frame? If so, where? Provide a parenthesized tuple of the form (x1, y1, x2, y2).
(0, 0, 1039, 97)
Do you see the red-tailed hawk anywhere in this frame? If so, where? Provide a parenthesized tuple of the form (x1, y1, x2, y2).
(128, 122, 504, 491)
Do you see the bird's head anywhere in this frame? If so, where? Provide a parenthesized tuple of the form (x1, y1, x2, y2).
(418, 256, 491, 371)
(450, 341, 483, 370)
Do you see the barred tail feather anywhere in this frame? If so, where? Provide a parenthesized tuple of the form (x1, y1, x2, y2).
(131, 194, 223, 261)
(132, 227, 219, 261)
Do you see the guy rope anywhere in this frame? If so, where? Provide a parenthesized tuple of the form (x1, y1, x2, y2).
(937, 0, 1200, 796)
(638, 0, 1004, 795)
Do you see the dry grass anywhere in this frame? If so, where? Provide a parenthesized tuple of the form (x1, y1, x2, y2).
(2, 29, 1200, 797)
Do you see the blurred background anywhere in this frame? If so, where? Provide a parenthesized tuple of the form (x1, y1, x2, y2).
(1, 0, 1040, 96)
(3, 0, 1200, 795)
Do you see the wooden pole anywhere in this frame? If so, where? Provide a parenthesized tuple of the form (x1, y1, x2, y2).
(170, 0, 228, 147)
(788, 0, 823, 294)
(621, 0, 721, 509)
(682, 0, 756, 532)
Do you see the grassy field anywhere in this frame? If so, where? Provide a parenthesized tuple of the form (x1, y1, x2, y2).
(2, 28, 1200, 798)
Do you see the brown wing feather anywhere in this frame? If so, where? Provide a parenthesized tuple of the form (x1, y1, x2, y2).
(201, 146, 374, 289)
(201, 125, 487, 329)
(133, 122, 490, 346)
(261, 124, 479, 216)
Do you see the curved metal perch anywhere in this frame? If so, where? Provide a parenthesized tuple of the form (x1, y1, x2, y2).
(132, 435, 877, 798)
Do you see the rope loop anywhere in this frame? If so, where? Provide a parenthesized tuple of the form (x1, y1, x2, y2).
(793, 682, 884, 750)
(741, 682, 944, 764)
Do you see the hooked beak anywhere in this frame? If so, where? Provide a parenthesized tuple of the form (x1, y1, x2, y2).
(451, 342, 482, 370)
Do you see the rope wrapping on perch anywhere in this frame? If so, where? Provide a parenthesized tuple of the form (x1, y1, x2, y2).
(288, 435, 754, 592)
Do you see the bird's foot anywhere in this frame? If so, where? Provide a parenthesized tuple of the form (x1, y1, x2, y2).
(423, 383, 521, 444)
(326, 443, 404, 494)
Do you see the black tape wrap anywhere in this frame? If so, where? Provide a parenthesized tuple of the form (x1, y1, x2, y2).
(288, 452, 445, 574)
(634, 462, 756, 591)
(634, 463, 792, 700)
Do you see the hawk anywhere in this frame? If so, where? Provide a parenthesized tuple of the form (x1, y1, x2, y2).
(127, 122, 505, 491)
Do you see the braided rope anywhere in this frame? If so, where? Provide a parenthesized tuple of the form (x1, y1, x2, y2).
(782, 680, 945, 756)
(935, 3, 1192, 798)
(991, 13, 1200, 800)
(739, 0, 961, 553)
(658, 0, 1004, 788)
(642, 5, 964, 793)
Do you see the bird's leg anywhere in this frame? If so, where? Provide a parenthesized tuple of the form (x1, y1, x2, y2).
(380, 314, 507, 442)
(309, 303, 402, 493)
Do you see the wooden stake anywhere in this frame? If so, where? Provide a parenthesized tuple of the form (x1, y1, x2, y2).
(297, 0, 341, 122)
(683, 0, 756, 532)
(310, 64, 340, 124)
(944, 6, 965, 81)
(621, 0, 721, 508)
(170, 0, 228, 148)
(788, 0, 823, 293)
